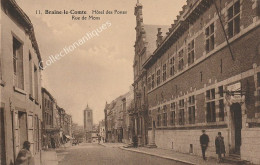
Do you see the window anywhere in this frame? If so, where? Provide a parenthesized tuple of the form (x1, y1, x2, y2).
(157, 107, 161, 127)
(170, 57, 175, 76)
(188, 40, 195, 65)
(257, 72, 260, 87)
(151, 74, 155, 89)
(228, 1, 240, 38)
(179, 99, 185, 125)
(28, 115, 34, 151)
(206, 89, 216, 122)
(13, 37, 24, 89)
(34, 65, 39, 101)
(178, 50, 184, 71)
(163, 64, 167, 82)
(156, 69, 161, 86)
(205, 23, 215, 53)
(170, 102, 176, 125)
(188, 96, 195, 124)
(29, 54, 33, 97)
(147, 76, 151, 91)
(44, 99, 47, 107)
(47, 100, 50, 109)
(162, 105, 167, 126)
(219, 86, 224, 121)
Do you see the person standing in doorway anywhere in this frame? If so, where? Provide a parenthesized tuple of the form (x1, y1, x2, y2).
(215, 132, 226, 163)
(200, 130, 209, 160)
(15, 141, 34, 165)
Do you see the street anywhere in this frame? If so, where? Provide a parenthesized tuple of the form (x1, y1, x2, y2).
(56, 143, 189, 165)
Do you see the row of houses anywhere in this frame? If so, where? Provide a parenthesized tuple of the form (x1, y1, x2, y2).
(42, 88, 72, 149)
(104, 88, 134, 144)
(131, 0, 260, 164)
(0, 0, 72, 164)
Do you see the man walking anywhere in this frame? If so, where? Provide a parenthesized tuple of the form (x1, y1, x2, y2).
(200, 130, 209, 160)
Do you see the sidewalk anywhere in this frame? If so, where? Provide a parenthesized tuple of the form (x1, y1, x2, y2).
(119, 146, 233, 165)
(99, 142, 125, 148)
(41, 149, 59, 165)
(35, 143, 72, 165)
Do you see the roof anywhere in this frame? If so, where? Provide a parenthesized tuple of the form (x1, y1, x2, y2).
(41, 87, 55, 101)
(143, 24, 169, 55)
(84, 104, 93, 111)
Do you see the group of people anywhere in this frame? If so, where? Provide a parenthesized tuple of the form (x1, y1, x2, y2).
(200, 130, 226, 163)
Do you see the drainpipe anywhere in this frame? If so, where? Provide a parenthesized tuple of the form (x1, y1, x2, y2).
(10, 98, 16, 164)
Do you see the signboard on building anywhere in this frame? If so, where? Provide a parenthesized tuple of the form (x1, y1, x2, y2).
(227, 82, 245, 103)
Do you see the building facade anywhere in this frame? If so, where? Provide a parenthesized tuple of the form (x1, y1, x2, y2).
(99, 120, 105, 141)
(0, 0, 43, 163)
(122, 88, 134, 144)
(42, 88, 72, 148)
(142, 0, 260, 164)
(105, 89, 134, 143)
(132, 1, 169, 146)
(42, 88, 59, 148)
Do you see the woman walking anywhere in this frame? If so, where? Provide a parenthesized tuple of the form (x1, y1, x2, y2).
(215, 132, 226, 163)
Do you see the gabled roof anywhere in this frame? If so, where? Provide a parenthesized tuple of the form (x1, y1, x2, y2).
(143, 24, 169, 55)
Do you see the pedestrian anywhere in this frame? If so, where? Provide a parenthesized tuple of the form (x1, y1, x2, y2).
(51, 136, 56, 149)
(200, 130, 209, 160)
(215, 132, 226, 163)
(98, 135, 101, 144)
(15, 141, 34, 165)
(133, 135, 138, 148)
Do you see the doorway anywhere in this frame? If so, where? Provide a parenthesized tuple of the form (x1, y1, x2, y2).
(230, 103, 242, 154)
(0, 108, 6, 165)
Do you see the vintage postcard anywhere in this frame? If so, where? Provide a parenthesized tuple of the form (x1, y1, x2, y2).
(1, 0, 260, 164)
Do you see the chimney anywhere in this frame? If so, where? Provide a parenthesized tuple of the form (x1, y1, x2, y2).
(156, 28, 163, 47)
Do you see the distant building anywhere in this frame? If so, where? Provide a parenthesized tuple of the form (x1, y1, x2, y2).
(42, 88, 59, 149)
(84, 105, 93, 131)
(83, 105, 93, 142)
(99, 120, 105, 141)
(104, 88, 134, 143)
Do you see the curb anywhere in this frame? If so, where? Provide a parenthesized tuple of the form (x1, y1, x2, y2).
(98, 143, 106, 147)
(119, 147, 196, 165)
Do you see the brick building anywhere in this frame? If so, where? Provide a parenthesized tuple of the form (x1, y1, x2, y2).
(132, 1, 169, 146)
(0, 0, 43, 163)
(140, 0, 260, 164)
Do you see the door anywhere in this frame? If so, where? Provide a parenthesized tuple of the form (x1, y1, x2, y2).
(0, 108, 6, 165)
(230, 103, 242, 154)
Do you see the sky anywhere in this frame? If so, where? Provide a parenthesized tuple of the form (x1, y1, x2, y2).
(16, 0, 186, 125)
